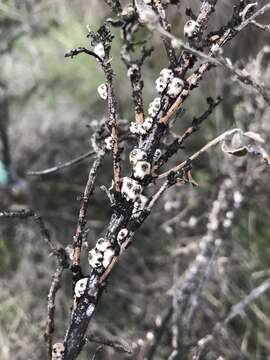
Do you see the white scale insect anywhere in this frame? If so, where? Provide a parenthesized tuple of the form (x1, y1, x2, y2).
(129, 148, 151, 180)
(97, 83, 107, 100)
(88, 248, 103, 269)
(184, 20, 200, 38)
(133, 161, 151, 180)
(132, 194, 148, 218)
(104, 136, 113, 151)
(153, 149, 162, 163)
(129, 148, 147, 166)
(94, 43, 105, 59)
(127, 63, 139, 78)
(121, 177, 143, 201)
(102, 248, 115, 268)
(130, 118, 154, 135)
(130, 122, 147, 136)
(74, 278, 88, 298)
(167, 78, 184, 98)
(96, 238, 111, 252)
(117, 228, 129, 245)
(148, 97, 162, 117)
(155, 68, 174, 93)
(52, 343, 65, 360)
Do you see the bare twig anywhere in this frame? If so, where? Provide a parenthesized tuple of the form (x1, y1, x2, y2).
(251, 20, 270, 32)
(218, 55, 270, 105)
(64, 47, 103, 62)
(0, 209, 56, 251)
(26, 150, 95, 176)
(0, 208, 35, 219)
(155, 96, 222, 170)
(45, 265, 64, 360)
(86, 333, 132, 354)
(169, 254, 179, 360)
(0, 91, 11, 176)
(236, 4, 270, 32)
(72, 154, 104, 270)
(225, 279, 270, 324)
(152, 0, 177, 67)
(97, 27, 122, 193)
(0, 209, 68, 360)
(158, 129, 241, 180)
(121, 45, 154, 125)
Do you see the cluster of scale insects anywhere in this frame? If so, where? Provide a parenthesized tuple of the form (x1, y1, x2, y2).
(91, 66, 186, 284)
(82, 148, 155, 285)
(74, 16, 201, 298)
(52, 9, 210, 358)
(74, 146, 162, 297)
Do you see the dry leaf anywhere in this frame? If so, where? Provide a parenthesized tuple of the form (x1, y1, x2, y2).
(244, 131, 265, 144)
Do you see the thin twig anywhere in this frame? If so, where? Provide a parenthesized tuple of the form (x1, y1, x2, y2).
(86, 333, 132, 354)
(72, 154, 104, 270)
(64, 47, 103, 62)
(218, 55, 270, 105)
(236, 4, 270, 32)
(158, 129, 241, 179)
(0, 209, 67, 359)
(0, 91, 11, 175)
(155, 96, 222, 170)
(0, 209, 56, 251)
(251, 20, 270, 32)
(45, 265, 64, 360)
(26, 150, 95, 176)
(225, 279, 270, 324)
(169, 252, 179, 360)
(152, 0, 177, 67)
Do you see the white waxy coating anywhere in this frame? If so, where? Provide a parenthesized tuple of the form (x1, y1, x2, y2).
(88, 248, 103, 268)
(97, 83, 107, 100)
(143, 117, 153, 131)
(94, 43, 105, 58)
(184, 20, 199, 38)
(153, 149, 162, 162)
(155, 77, 167, 93)
(102, 248, 115, 268)
(133, 161, 151, 180)
(130, 122, 139, 134)
(127, 64, 139, 77)
(96, 238, 111, 252)
(117, 228, 129, 244)
(129, 148, 147, 166)
(160, 68, 174, 81)
(121, 177, 142, 201)
(52, 343, 65, 360)
(130, 122, 147, 136)
(74, 278, 88, 298)
(137, 124, 147, 135)
(132, 194, 148, 218)
(104, 136, 113, 150)
(167, 78, 184, 98)
(148, 97, 161, 116)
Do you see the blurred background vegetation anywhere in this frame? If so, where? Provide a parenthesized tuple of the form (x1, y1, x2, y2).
(0, 0, 270, 359)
